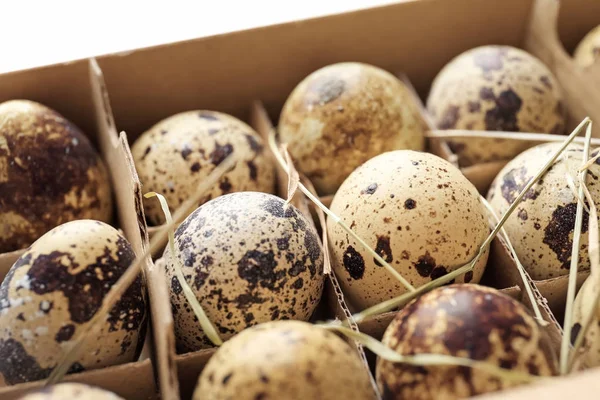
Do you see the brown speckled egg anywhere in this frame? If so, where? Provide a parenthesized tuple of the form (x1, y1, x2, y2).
(0, 220, 147, 385)
(574, 25, 600, 67)
(131, 110, 275, 225)
(163, 192, 324, 352)
(0, 100, 113, 253)
(194, 320, 376, 400)
(327, 150, 489, 310)
(571, 277, 600, 368)
(278, 62, 426, 195)
(487, 143, 600, 280)
(376, 284, 557, 400)
(17, 383, 124, 400)
(426, 45, 566, 166)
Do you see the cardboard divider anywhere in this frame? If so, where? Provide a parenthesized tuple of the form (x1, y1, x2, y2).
(0, 359, 158, 400)
(0, 60, 160, 398)
(524, 0, 600, 134)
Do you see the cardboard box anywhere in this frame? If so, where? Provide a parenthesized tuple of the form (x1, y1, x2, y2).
(0, 0, 599, 399)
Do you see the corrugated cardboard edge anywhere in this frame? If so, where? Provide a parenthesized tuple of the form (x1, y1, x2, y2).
(89, 59, 174, 399)
(524, 0, 600, 134)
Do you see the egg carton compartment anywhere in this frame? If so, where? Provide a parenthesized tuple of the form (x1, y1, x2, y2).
(0, 60, 159, 398)
(0, 358, 158, 400)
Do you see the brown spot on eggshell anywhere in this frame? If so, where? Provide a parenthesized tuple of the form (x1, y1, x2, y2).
(438, 106, 460, 129)
(543, 203, 589, 270)
(374, 236, 393, 266)
(55, 324, 76, 342)
(414, 252, 436, 277)
(362, 183, 378, 195)
(344, 246, 365, 280)
(484, 89, 522, 131)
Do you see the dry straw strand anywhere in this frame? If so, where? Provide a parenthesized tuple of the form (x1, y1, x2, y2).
(146, 192, 223, 346)
(323, 324, 538, 384)
(45, 154, 236, 385)
(561, 121, 593, 375)
(480, 197, 546, 326)
(267, 128, 416, 292)
(353, 118, 591, 322)
(568, 150, 600, 371)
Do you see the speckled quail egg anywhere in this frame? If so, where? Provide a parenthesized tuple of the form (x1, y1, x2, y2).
(131, 110, 275, 225)
(377, 284, 557, 400)
(194, 320, 376, 400)
(278, 62, 427, 195)
(0, 220, 147, 385)
(487, 143, 600, 280)
(574, 25, 600, 67)
(17, 383, 124, 400)
(163, 192, 324, 352)
(327, 150, 489, 310)
(427, 45, 566, 166)
(571, 276, 600, 368)
(0, 100, 113, 253)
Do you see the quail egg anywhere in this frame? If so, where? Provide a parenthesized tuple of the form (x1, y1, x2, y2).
(574, 25, 600, 67)
(17, 383, 124, 400)
(131, 110, 275, 225)
(0, 220, 147, 385)
(487, 143, 600, 280)
(377, 284, 557, 400)
(278, 62, 426, 195)
(328, 150, 489, 310)
(0, 100, 113, 253)
(427, 45, 566, 166)
(194, 320, 377, 400)
(163, 192, 324, 352)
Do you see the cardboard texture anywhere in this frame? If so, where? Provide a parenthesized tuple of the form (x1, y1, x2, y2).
(1, 0, 600, 398)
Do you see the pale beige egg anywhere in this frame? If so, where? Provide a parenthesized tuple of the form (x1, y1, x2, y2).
(132, 110, 275, 225)
(194, 320, 376, 400)
(163, 192, 324, 352)
(487, 143, 600, 280)
(427, 45, 566, 166)
(328, 150, 489, 311)
(0, 100, 113, 253)
(377, 284, 557, 400)
(278, 62, 426, 195)
(0, 220, 147, 385)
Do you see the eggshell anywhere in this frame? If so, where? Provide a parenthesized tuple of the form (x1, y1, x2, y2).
(194, 320, 376, 400)
(574, 25, 600, 67)
(278, 62, 426, 195)
(427, 45, 566, 166)
(328, 150, 489, 310)
(0, 100, 113, 253)
(487, 143, 600, 280)
(131, 110, 275, 225)
(0, 220, 147, 385)
(376, 284, 557, 400)
(570, 277, 600, 368)
(163, 192, 324, 352)
(17, 383, 124, 400)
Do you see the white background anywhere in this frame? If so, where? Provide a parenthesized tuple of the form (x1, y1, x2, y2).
(0, 0, 396, 74)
